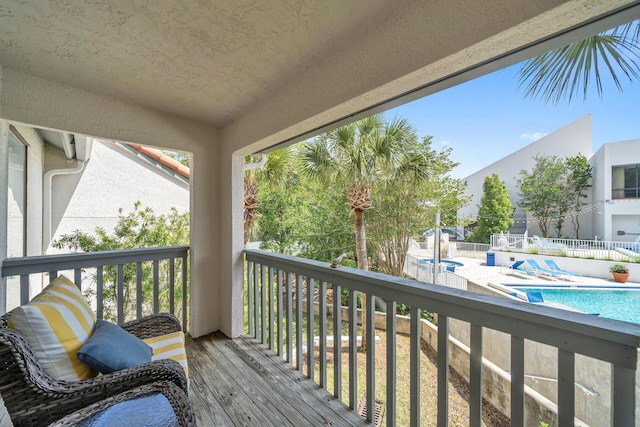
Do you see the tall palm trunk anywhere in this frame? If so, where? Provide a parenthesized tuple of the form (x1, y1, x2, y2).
(244, 178, 260, 247)
(354, 208, 369, 352)
(349, 182, 371, 352)
(354, 209, 368, 271)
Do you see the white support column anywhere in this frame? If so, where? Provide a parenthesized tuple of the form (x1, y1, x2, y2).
(189, 143, 223, 337)
(0, 119, 9, 312)
(219, 151, 245, 337)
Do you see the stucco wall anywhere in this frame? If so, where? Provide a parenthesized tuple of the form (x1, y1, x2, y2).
(2, 123, 45, 310)
(448, 279, 618, 427)
(590, 139, 640, 242)
(2, 1, 636, 339)
(48, 139, 190, 253)
(458, 116, 593, 237)
(463, 252, 640, 426)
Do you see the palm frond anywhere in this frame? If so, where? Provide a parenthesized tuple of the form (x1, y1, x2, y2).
(298, 141, 336, 182)
(518, 21, 640, 104)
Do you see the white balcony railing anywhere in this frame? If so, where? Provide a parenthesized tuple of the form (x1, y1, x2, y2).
(491, 233, 640, 261)
(403, 254, 468, 291)
(245, 248, 640, 426)
(1, 246, 189, 328)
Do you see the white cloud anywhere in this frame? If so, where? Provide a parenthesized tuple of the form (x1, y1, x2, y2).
(439, 140, 451, 147)
(519, 132, 548, 141)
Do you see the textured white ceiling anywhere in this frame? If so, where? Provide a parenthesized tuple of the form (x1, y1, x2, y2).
(0, 0, 393, 125)
(1, 0, 636, 147)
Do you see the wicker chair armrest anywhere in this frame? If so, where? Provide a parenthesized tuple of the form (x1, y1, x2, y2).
(1, 326, 187, 427)
(122, 312, 182, 339)
(48, 380, 196, 427)
(14, 360, 186, 426)
(89, 358, 189, 393)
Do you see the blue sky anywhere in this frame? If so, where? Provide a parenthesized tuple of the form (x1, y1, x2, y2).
(385, 62, 640, 179)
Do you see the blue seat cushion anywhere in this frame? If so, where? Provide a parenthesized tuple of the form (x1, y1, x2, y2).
(78, 392, 179, 427)
(78, 319, 152, 374)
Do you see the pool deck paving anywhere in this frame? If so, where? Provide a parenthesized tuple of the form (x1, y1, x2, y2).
(453, 255, 640, 288)
(408, 247, 640, 289)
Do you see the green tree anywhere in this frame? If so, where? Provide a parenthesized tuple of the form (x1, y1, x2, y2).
(565, 154, 593, 239)
(299, 114, 417, 349)
(257, 173, 354, 261)
(516, 155, 567, 237)
(244, 149, 294, 246)
(467, 174, 513, 243)
(368, 137, 467, 276)
(518, 20, 640, 104)
(52, 202, 189, 322)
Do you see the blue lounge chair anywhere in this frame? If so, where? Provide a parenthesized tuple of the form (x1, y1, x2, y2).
(525, 259, 565, 279)
(526, 291, 545, 303)
(500, 260, 536, 278)
(544, 259, 581, 277)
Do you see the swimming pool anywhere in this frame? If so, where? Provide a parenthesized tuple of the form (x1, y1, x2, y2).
(513, 286, 640, 324)
(418, 258, 464, 267)
(417, 258, 464, 273)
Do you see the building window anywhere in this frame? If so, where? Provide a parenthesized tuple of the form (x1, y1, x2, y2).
(7, 128, 27, 257)
(612, 164, 640, 199)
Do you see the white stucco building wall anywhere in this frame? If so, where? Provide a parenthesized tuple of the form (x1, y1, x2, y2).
(47, 139, 190, 252)
(458, 115, 640, 242)
(590, 138, 640, 242)
(3, 125, 45, 309)
(1, 127, 190, 310)
(458, 115, 593, 237)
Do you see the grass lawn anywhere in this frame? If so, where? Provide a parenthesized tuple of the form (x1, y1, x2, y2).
(245, 281, 510, 426)
(307, 329, 510, 426)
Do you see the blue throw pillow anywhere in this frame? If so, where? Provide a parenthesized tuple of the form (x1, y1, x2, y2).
(78, 319, 152, 373)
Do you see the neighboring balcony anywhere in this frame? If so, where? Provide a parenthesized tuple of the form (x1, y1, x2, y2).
(2, 247, 640, 426)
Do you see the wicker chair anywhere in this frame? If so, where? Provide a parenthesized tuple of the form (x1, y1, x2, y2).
(0, 312, 188, 427)
(48, 381, 196, 426)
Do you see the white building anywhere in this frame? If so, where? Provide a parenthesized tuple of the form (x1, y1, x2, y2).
(458, 115, 640, 242)
(590, 138, 640, 243)
(5, 124, 190, 307)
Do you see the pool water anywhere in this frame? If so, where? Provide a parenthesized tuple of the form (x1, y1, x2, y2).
(418, 258, 464, 267)
(514, 287, 640, 324)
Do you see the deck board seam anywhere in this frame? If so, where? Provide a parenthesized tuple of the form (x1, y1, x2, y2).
(231, 334, 370, 426)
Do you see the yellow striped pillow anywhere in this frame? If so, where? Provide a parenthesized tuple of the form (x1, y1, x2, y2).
(143, 331, 188, 377)
(8, 275, 97, 381)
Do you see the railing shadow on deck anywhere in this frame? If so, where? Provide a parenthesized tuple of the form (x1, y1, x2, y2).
(245, 248, 640, 427)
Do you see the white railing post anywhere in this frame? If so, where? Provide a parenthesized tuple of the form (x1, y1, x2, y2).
(243, 249, 640, 426)
(2, 246, 190, 326)
(333, 284, 342, 400)
(511, 336, 525, 426)
(319, 280, 327, 389)
(469, 324, 483, 427)
(437, 315, 449, 427)
(612, 364, 636, 425)
(348, 288, 357, 410)
(277, 269, 283, 357)
(558, 349, 575, 425)
(410, 307, 421, 427)
(286, 272, 293, 364)
(387, 300, 397, 427)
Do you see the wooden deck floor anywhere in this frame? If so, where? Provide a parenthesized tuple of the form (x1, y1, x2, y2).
(187, 332, 370, 427)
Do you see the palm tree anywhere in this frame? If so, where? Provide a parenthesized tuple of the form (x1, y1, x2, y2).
(244, 149, 293, 247)
(299, 114, 417, 349)
(517, 20, 640, 104)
